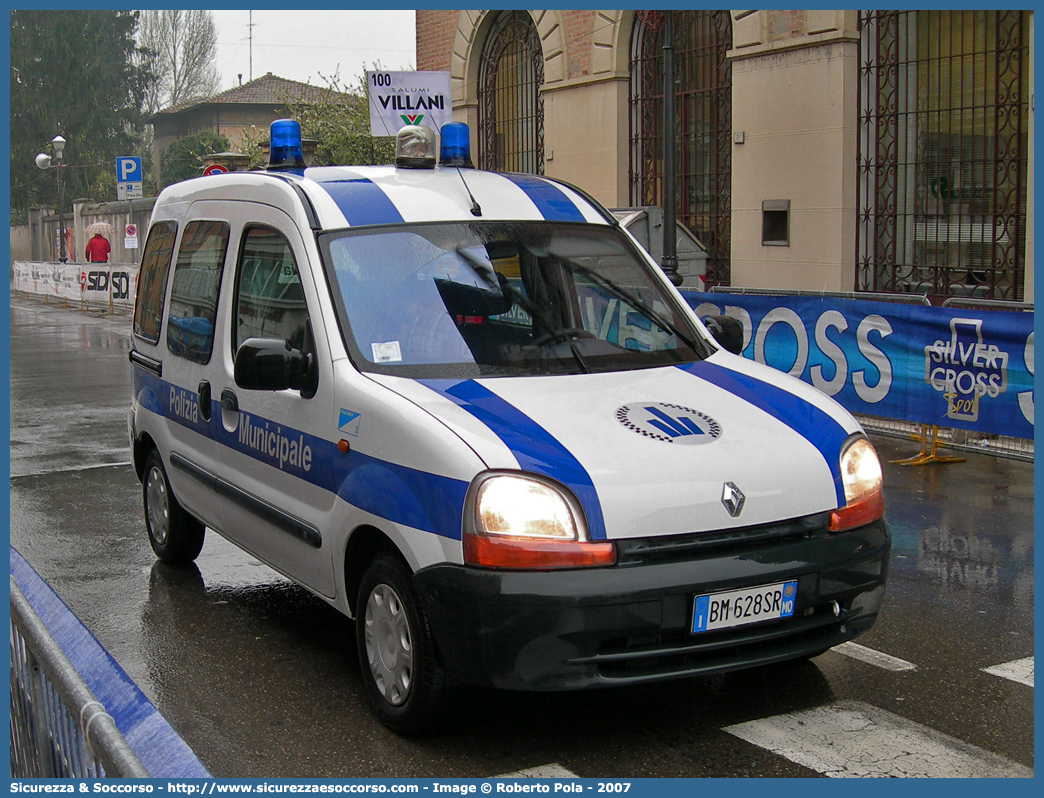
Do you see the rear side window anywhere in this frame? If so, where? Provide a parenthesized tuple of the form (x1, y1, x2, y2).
(166, 220, 230, 364)
(233, 226, 311, 356)
(133, 221, 178, 343)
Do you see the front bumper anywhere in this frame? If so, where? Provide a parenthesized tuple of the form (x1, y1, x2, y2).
(414, 516, 890, 690)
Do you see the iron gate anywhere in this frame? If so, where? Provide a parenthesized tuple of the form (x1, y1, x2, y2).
(628, 10, 732, 286)
(478, 11, 544, 174)
(856, 10, 1030, 301)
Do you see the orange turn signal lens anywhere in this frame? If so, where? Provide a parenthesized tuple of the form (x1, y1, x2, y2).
(829, 488, 885, 532)
(463, 531, 616, 570)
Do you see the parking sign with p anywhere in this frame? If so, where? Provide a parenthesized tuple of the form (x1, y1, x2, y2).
(116, 156, 142, 183)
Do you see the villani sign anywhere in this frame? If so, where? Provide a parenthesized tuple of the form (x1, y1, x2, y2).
(367, 70, 452, 136)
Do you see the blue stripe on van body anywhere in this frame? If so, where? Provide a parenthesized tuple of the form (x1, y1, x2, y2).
(501, 174, 586, 222)
(131, 368, 467, 539)
(319, 446, 468, 541)
(677, 361, 849, 505)
(312, 177, 406, 227)
(419, 379, 608, 540)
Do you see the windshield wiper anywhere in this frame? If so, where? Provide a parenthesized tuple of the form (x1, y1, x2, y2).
(563, 260, 706, 355)
(568, 341, 591, 373)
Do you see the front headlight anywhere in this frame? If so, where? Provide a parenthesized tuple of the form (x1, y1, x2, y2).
(830, 436, 885, 532)
(463, 473, 615, 569)
(476, 475, 578, 540)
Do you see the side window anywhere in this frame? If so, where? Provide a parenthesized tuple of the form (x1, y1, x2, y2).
(233, 226, 311, 356)
(133, 221, 178, 343)
(166, 220, 229, 363)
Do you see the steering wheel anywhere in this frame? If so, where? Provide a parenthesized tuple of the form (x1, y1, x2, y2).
(531, 328, 596, 347)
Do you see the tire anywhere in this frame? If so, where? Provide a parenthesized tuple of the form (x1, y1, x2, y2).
(356, 553, 450, 734)
(142, 450, 205, 564)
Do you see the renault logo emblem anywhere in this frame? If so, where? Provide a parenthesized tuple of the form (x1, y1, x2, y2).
(721, 482, 745, 517)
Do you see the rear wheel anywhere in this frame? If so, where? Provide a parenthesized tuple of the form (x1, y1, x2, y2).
(142, 450, 205, 564)
(356, 554, 449, 734)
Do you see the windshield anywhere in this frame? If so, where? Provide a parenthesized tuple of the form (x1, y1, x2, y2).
(319, 221, 710, 378)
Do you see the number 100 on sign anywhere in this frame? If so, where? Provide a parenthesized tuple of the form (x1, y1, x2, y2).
(692, 580, 797, 633)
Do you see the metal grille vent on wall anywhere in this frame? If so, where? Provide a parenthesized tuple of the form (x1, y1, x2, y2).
(478, 11, 544, 174)
(857, 10, 1030, 302)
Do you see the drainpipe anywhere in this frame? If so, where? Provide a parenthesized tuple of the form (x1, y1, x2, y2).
(661, 10, 682, 286)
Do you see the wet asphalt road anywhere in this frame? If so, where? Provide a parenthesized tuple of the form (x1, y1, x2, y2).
(7, 296, 1034, 778)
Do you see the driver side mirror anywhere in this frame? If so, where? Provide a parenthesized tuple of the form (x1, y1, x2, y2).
(701, 315, 744, 355)
(235, 338, 317, 397)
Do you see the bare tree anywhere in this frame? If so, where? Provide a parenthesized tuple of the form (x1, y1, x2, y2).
(139, 10, 220, 112)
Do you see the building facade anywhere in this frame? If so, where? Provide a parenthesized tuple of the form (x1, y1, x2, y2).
(416, 10, 1034, 302)
(147, 73, 343, 184)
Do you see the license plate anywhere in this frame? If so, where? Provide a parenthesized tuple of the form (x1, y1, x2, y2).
(691, 579, 798, 634)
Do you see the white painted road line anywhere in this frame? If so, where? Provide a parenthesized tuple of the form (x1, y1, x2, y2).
(834, 641, 918, 672)
(982, 657, 1034, 688)
(724, 700, 1033, 778)
(497, 764, 580, 778)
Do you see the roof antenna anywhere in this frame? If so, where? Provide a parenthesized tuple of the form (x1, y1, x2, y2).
(248, 11, 255, 82)
(436, 121, 481, 216)
(459, 170, 482, 217)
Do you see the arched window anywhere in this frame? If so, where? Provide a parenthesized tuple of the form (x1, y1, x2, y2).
(629, 11, 732, 285)
(478, 11, 544, 174)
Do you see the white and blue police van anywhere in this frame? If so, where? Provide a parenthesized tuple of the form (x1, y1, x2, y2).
(128, 119, 890, 733)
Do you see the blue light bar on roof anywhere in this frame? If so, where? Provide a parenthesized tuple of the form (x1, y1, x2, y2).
(268, 119, 306, 170)
(439, 122, 474, 168)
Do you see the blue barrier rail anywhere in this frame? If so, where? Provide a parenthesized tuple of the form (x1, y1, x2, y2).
(10, 546, 211, 778)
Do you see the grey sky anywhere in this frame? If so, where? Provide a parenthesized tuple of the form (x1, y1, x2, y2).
(211, 10, 416, 91)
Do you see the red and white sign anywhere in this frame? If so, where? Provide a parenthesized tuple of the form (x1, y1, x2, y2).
(202, 164, 229, 176)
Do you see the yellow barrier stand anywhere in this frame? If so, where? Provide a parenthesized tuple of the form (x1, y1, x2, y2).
(889, 424, 966, 466)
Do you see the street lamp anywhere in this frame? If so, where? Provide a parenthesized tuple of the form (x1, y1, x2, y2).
(35, 135, 68, 263)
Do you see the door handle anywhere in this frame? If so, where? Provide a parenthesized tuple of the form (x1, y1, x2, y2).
(197, 381, 211, 422)
(220, 388, 239, 413)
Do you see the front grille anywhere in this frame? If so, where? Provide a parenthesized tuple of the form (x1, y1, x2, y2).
(614, 512, 831, 565)
(575, 600, 852, 681)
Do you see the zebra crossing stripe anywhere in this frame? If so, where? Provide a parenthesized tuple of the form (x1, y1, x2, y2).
(834, 641, 918, 672)
(496, 764, 580, 778)
(724, 700, 1033, 778)
(982, 656, 1034, 688)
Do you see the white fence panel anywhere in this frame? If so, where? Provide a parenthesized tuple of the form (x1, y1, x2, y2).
(12, 260, 139, 312)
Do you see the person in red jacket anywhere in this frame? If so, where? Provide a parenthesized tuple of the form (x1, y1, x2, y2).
(84, 233, 111, 263)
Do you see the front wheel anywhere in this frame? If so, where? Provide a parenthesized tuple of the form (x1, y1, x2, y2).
(356, 554, 450, 734)
(142, 450, 205, 564)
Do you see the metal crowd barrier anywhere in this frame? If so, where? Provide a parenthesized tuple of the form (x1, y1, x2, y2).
(10, 578, 149, 778)
(857, 414, 1034, 463)
(941, 296, 1034, 312)
(708, 285, 933, 306)
(10, 260, 138, 316)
